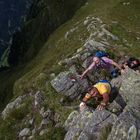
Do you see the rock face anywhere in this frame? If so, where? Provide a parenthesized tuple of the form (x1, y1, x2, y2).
(120, 69, 140, 108)
(19, 128, 31, 137)
(108, 69, 140, 140)
(64, 69, 140, 140)
(108, 111, 139, 140)
(51, 71, 89, 99)
(64, 110, 117, 140)
(2, 95, 27, 119)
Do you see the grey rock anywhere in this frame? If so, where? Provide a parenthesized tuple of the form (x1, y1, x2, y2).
(108, 69, 140, 140)
(39, 129, 48, 136)
(32, 129, 36, 135)
(64, 111, 79, 131)
(40, 108, 53, 119)
(39, 107, 45, 117)
(83, 19, 89, 26)
(28, 136, 34, 140)
(51, 71, 89, 99)
(34, 91, 44, 108)
(80, 52, 91, 61)
(29, 118, 34, 125)
(108, 111, 140, 140)
(120, 69, 140, 109)
(111, 76, 122, 89)
(2, 95, 27, 119)
(64, 27, 78, 39)
(41, 118, 49, 126)
(125, 105, 140, 120)
(44, 109, 53, 119)
(84, 39, 106, 53)
(19, 128, 31, 137)
(51, 71, 74, 93)
(54, 113, 60, 123)
(64, 110, 117, 140)
(101, 28, 119, 41)
(107, 100, 123, 115)
(64, 110, 93, 140)
(76, 47, 84, 53)
(59, 54, 80, 66)
(82, 56, 93, 69)
(69, 65, 78, 74)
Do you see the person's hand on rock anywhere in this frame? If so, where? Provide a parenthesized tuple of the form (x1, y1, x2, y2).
(97, 104, 105, 111)
(79, 102, 86, 111)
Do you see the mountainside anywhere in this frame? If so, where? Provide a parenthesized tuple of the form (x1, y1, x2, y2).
(0, 0, 33, 57)
(0, 0, 86, 109)
(8, 0, 86, 65)
(0, 0, 140, 139)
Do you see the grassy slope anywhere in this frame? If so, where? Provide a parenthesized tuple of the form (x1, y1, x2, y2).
(13, 0, 140, 95)
(0, 0, 139, 111)
(0, 0, 139, 138)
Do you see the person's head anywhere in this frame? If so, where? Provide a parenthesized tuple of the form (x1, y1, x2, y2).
(130, 59, 140, 68)
(93, 57, 100, 64)
(89, 87, 99, 97)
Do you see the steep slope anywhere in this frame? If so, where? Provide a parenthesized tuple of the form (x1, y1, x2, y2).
(8, 0, 86, 65)
(0, 0, 140, 139)
(0, 0, 86, 108)
(0, 0, 33, 47)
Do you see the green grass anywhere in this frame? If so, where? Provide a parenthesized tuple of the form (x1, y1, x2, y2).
(1, 0, 140, 108)
(0, 117, 17, 140)
(99, 124, 112, 140)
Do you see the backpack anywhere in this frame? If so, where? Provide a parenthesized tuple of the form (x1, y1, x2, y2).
(95, 51, 109, 58)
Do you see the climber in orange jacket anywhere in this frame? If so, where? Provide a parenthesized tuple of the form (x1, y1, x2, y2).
(80, 80, 111, 111)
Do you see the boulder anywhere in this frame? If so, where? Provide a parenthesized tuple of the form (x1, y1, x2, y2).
(64, 110, 117, 140)
(39, 129, 48, 136)
(107, 100, 123, 115)
(108, 69, 140, 140)
(2, 95, 27, 119)
(108, 111, 140, 140)
(51, 71, 89, 99)
(19, 128, 31, 137)
(84, 39, 106, 53)
(34, 91, 44, 108)
(120, 69, 140, 109)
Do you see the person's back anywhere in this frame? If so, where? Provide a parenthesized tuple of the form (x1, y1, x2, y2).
(94, 80, 111, 95)
(81, 53, 122, 79)
(97, 56, 114, 73)
(80, 79, 112, 111)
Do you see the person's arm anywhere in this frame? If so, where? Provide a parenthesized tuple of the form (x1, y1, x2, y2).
(112, 60, 126, 74)
(79, 93, 92, 111)
(102, 57, 122, 71)
(111, 61, 122, 70)
(102, 93, 109, 105)
(81, 61, 96, 79)
(97, 93, 109, 111)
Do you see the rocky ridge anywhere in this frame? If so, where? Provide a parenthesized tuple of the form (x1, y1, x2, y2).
(63, 69, 140, 140)
(1, 14, 140, 140)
